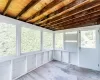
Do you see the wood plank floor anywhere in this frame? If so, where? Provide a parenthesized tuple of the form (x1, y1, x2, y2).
(17, 61, 100, 80)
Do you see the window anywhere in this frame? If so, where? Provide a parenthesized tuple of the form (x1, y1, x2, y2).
(65, 31, 78, 43)
(81, 30, 96, 48)
(21, 27, 41, 53)
(65, 31, 77, 34)
(43, 31, 53, 49)
(55, 33, 63, 49)
(0, 23, 16, 56)
(64, 31, 78, 52)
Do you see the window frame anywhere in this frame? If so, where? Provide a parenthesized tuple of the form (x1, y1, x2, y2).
(55, 32, 64, 50)
(80, 29, 96, 49)
(43, 31, 53, 50)
(20, 24, 42, 54)
(0, 19, 21, 60)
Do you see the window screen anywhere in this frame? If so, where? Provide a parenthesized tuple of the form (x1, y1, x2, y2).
(21, 27, 41, 53)
(43, 31, 53, 49)
(65, 31, 78, 52)
(55, 33, 63, 49)
(0, 23, 16, 56)
(81, 30, 96, 48)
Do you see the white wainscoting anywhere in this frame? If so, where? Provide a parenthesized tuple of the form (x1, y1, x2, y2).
(0, 50, 53, 80)
(53, 50, 62, 61)
(0, 61, 11, 80)
(62, 51, 69, 63)
(53, 50, 78, 66)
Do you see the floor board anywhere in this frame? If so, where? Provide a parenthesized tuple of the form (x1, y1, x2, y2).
(17, 61, 100, 80)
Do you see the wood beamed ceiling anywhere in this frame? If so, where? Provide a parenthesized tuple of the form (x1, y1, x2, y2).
(0, 0, 100, 30)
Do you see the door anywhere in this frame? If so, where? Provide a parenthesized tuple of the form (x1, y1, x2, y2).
(79, 29, 99, 70)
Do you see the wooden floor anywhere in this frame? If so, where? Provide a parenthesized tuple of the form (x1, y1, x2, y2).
(17, 61, 100, 80)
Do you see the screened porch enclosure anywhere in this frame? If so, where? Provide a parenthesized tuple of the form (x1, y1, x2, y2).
(0, 15, 100, 80)
(0, 0, 100, 80)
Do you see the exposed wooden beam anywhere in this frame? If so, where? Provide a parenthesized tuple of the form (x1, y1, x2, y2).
(48, 4, 100, 28)
(42, 2, 100, 27)
(19, 0, 54, 20)
(54, 10, 100, 29)
(27, 0, 75, 23)
(4, 0, 32, 17)
(54, 16, 98, 30)
(64, 16, 99, 29)
(59, 10, 100, 27)
(0, 0, 9, 13)
(16, 0, 38, 19)
(3, 0, 12, 14)
(36, 0, 96, 25)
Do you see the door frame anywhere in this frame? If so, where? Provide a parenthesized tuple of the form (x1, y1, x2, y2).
(78, 28, 99, 70)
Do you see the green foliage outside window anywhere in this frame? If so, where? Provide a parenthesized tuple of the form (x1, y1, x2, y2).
(55, 33, 63, 49)
(21, 27, 41, 53)
(0, 23, 16, 56)
(43, 32, 53, 49)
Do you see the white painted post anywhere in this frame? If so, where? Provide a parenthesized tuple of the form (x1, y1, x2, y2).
(77, 30, 80, 67)
(48, 51, 50, 62)
(41, 30, 43, 51)
(25, 56, 28, 73)
(10, 60, 13, 80)
(53, 32, 55, 60)
(16, 25, 21, 56)
(63, 31, 65, 50)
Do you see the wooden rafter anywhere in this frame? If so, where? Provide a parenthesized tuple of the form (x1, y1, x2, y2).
(60, 10, 100, 27)
(64, 16, 99, 29)
(53, 16, 98, 30)
(36, 0, 96, 25)
(19, 0, 54, 20)
(0, 0, 8, 13)
(16, 0, 38, 19)
(4, 0, 32, 17)
(60, 10, 100, 26)
(46, 3, 100, 28)
(27, 0, 75, 23)
(54, 10, 100, 29)
(42, 2, 100, 27)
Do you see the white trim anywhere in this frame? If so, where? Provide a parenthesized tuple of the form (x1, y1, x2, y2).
(65, 31, 77, 34)
(41, 31, 43, 50)
(77, 30, 80, 67)
(16, 24, 21, 56)
(55, 24, 100, 32)
(65, 40, 77, 43)
(53, 32, 55, 50)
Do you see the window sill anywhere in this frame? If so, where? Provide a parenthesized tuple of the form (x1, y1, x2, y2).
(0, 49, 53, 63)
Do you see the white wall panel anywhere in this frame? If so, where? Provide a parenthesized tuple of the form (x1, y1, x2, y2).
(79, 49, 98, 70)
(53, 51, 61, 61)
(43, 52, 49, 64)
(36, 53, 42, 67)
(70, 52, 78, 65)
(27, 54, 36, 72)
(49, 51, 53, 61)
(12, 57, 26, 79)
(62, 52, 69, 63)
(0, 61, 11, 80)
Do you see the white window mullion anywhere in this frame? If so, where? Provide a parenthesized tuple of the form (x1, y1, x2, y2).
(53, 32, 55, 50)
(16, 26, 21, 56)
(41, 31, 43, 51)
